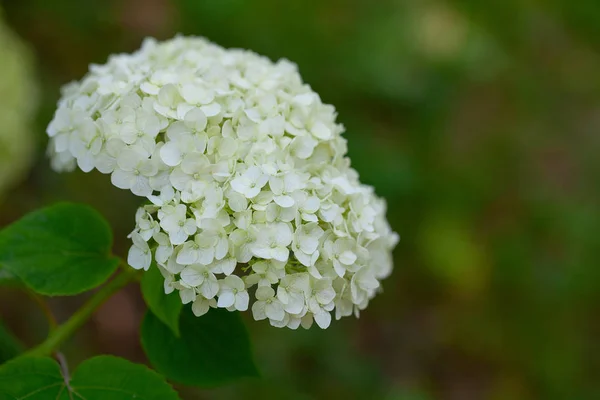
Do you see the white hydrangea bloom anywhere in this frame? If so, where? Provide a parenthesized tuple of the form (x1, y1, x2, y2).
(46, 36, 399, 329)
(0, 10, 36, 198)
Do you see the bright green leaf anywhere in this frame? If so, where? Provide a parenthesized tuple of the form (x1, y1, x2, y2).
(0, 357, 65, 399)
(141, 307, 259, 387)
(69, 356, 180, 400)
(0, 320, 25, 364)
(0, 203, 120, 296)
(141, 264, 183, 337)
(0, 355, 180, 399)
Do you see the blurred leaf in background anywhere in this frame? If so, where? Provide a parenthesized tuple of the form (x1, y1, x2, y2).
(0, 6, 37, 201)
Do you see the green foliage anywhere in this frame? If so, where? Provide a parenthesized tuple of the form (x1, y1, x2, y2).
(0, 265, 19, 287)
(0, 357, 64, 398)
(0, 203, 120, 296)
(0, 320, 24, 364)
(0, 355, 180, 399)
(0, 201, 258, 393)
(69, 356, 180, 400)
(141, 265, 183, 337)
(141, 307, 259, 387)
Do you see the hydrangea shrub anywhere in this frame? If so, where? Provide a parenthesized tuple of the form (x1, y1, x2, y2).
(46, 36, 398, 329)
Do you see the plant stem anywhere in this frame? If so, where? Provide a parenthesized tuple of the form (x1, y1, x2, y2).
(25, 268, 139, 357)
(55, 352, 72, 396)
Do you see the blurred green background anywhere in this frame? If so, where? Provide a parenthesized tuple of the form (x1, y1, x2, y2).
(1, 0, 600, 399)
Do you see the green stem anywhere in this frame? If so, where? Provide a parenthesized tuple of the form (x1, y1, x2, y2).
(25, 268, 139, 357)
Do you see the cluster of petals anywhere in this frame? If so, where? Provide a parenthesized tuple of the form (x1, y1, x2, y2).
(46, 36, 398, 329)
(0, 12, 36, 197)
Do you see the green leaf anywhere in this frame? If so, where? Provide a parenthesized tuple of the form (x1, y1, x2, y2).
(0, 355, 180, 399)
(69, 356, 180, 400)
(0, 320, 24, 364)
(0, 203, 120, 296)
(0, 357, 64, 399)
(141, 307, 259, 387)
(141, 265, 183, 337)
(0, 263, 21, 288)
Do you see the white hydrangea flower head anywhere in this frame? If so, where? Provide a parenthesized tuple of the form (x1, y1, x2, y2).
(0, 9, 37, 198)
(46, 36, 399, 329)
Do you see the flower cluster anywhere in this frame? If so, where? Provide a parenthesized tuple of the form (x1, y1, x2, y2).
(47, 36, 398, 329)
(0, 10, 36, 198)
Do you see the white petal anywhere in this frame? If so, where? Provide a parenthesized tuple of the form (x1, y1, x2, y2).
(311, 121, 332, 140)
(338, 250, 357, 266)
(314, 310, 331, 329)
(252, 301, 267, 321)
(160, 142, 183, 166)
(127, 245, 150, 270)
(274, 195, 294, 208)
(200, 102, 221, 117)
(184, 107, 208, 131)
(228, 192, 248, 212)
(214, 239, 228, 260)
(272, 247, 289, 262)
(131, 176, 152, 197)
(255, 285, 275, 301)
(333, 260, 346, 278)
(217, 291, 235, 308)
(265, 301, 285, 321)
(180, 288, 196, 304)
(230, 177, 248, 195)
(176, 244, 198, 265)
(180, 267, 205, 287)
(77, 152, 96, 173)
(284, 293, 305, 315)
(192, 297, 210, 316)
(197, 247, 215, 265)
(111, 169, 135, 190)
(216, 258, 236, 275)
(200, 277, 219, 299)
(235, 291, 249, 311)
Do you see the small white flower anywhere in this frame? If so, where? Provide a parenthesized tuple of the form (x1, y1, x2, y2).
(192, 295, 216, 317)
(217, 275, 249, 311)
(94, 138, 126, 174)
(127, 232, 151, 270)
(251, 222, 293, 262)
(294, 191, 321, 222)
(277, 273, 309, 314)
(135, 208, 159, 241)
(323, 237, 358, 277)
(160, 112, 208, 167)
(306, 277, 335, 329)
(268, 172, 306, 207)
(180, 264, 220, 299)
(176, 224, 226, 266)
(68, 118, 102, 173)
(153, 231, 173, 264)
(158, 204, 197, 245)
(252, 286, 285, 322)
(246, 260, 285, 287)
(228, 228, 255, 263)
(292, 223, 324, 267)
(111, 147, 158, 197)
(350, 267, 380, 305)
(230, 166, 269, 198)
